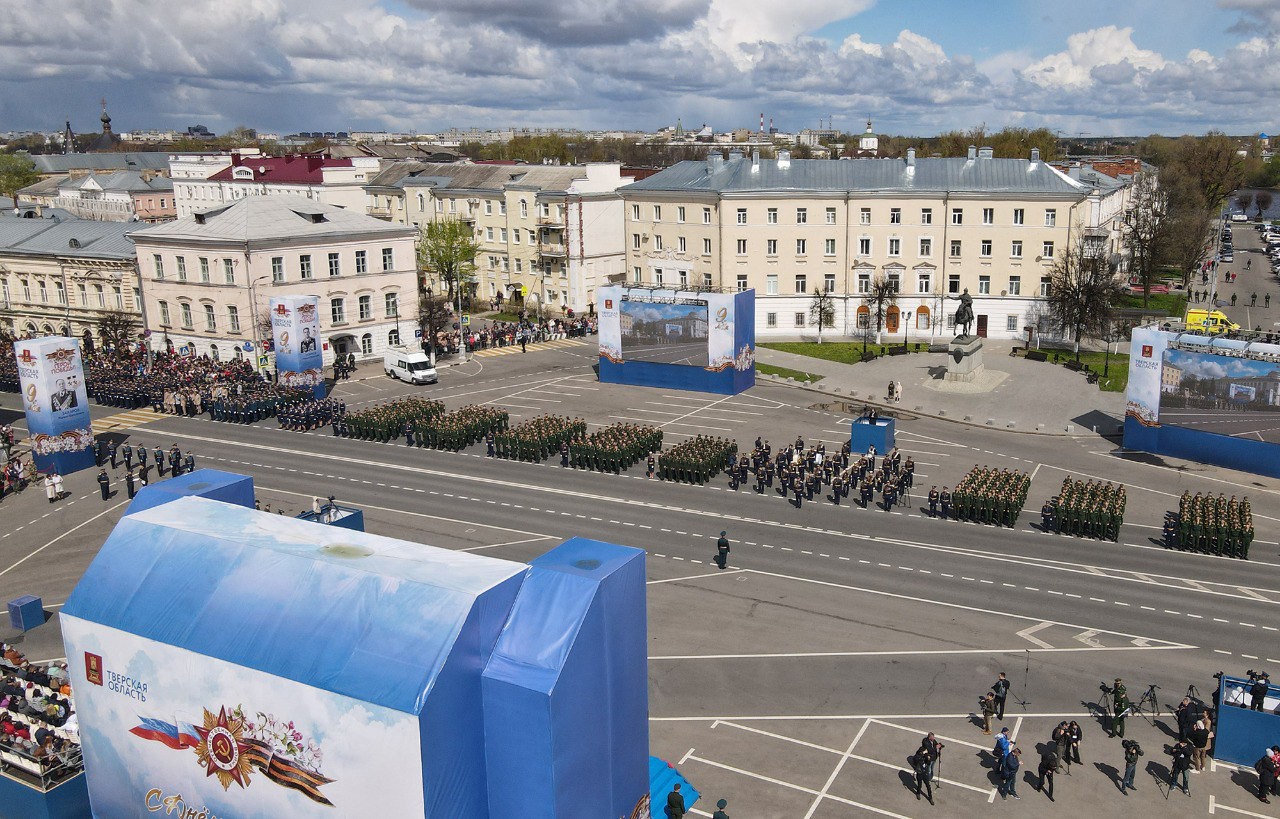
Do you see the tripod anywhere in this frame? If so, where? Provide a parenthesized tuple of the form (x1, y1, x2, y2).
(1186, 683, 1201, 702)
(1133, 684, 1161, 721)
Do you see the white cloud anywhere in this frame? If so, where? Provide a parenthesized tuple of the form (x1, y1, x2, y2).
(1020, 26, 1167, 91)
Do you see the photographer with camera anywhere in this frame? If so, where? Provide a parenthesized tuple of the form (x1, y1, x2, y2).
(1170, 738, 1193, 796)
(1120, 739, 1143, 794)
(979, 691, 997, 735)
(1036, 746, 1058, 801)
(1250, 670, 1271, 712)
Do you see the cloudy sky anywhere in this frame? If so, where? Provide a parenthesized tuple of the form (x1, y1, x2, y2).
(2, 0, 1278, 137)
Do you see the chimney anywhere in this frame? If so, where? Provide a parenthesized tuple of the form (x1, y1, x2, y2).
(906, 148, 916, 167)
(707, 152, 725, 174)
(751, 150, 760, 172)
(1030, 148, 1040, 162)
(967, 145, 977, 161)
(777, 150, 791, 169)
(728, 149, 744, 161)
(1068, 163, 1082, 181)
(978, 146, 994, 159)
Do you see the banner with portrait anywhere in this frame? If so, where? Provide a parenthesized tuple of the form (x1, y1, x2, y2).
(14, 336, 95, 474)
(270, 295, 326, 398)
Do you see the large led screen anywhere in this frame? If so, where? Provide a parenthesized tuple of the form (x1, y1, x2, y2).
(618, 298, 710, 366)
(1158, 348, 1280, 443)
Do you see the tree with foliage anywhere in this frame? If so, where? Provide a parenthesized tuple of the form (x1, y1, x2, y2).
(95, 308, 139, 352)
(861, 274, 898, 343)
(1235, 191, 1254, 215)
(417, 218, 478, 302)
(417, 290, 453, 362)
(1120, 172, 1168, 308)
(1255, 190, 1273, 217)
(1045, 238, 1126, 361)
(808, 289, 835, 343)
(1157, 162, 1215, 285)
(1174, 131, 1246, 209)
(0, 153, 38, 204)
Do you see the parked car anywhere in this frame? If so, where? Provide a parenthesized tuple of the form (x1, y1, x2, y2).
(1232, 213, 1249, 222)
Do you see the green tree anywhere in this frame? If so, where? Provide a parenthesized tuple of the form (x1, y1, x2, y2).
(808, 289, 835, 343)
(417, 218, 478, 302)
(0, 153, 38, 203)
(1173, 131, 1246, 208)
(1158, 163, 1214, 285)
(1045, 238, 1126, 361)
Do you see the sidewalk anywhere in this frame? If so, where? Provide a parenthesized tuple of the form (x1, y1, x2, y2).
(756, 339, 1126, 436)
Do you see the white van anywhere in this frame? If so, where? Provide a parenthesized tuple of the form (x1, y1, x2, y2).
(383, 346, 438, 384)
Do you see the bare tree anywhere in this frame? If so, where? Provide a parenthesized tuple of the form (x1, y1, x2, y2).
(1236, 191, 1254, 215)
(95, 309, 138, 352)
(1158, 163, 1214, 286)
(808, 289, 835, 343)
(1045, 239, 1126, 361)
(1175, 131, 1246, 209)
(1120, 171, 1168, 308)
(860, 274, 898, 344)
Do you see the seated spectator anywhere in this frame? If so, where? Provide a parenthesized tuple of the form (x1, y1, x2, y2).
(2, 644, 22, 666)
(1, 675, 22, 699)
(24, 666, 50, 689)
(46, 662, 67, 682)
(34, 725, 51, 746)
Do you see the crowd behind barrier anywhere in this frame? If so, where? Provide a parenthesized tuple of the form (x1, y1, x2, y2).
(1, 643, 81, 789)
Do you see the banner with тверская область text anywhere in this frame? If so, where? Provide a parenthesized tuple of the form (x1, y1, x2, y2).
(14, 336, 95, 474)
(270, 295, 326, 397)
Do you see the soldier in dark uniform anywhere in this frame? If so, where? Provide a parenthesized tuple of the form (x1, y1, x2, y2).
(486, 432, 496, 457)
(560, 441, 570, 467)
(97, 469, 110, 501)
(939, 486, 951, 519)
(122, 443, 134, 470)
(792, 473, 804, 508)
(154, 445, 166, 476)
(648, 454, 656, 478)
(125, 469, 137, 499)
(184, 451, 195, 474)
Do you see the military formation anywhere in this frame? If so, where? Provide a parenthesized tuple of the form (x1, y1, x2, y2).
(658, 435, 738, 484)
(567, 423, 663, 473)
(1041, 477, 1126, 540)
(494, 415, 587, 462)
(278, 398, 346, 431)
(417, 405, 509, 451)
(950, 465, 1031, 526)
(341, 397, 445, 442)
(1166, 491, 1254, 558)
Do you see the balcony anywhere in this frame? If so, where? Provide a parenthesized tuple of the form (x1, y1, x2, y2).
(366, 205, 393, 220)
(537, 213, 564, 227)
(538, 243, 567, 258)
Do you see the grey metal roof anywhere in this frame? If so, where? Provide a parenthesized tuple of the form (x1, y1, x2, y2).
(31, 152, 172, 174)
(60, 171, 173, 193)
(0, 217, 138, 260)
(391, 163, 588, 194)
(621, 156, 1090, 196)
(128, 195, 416, 245)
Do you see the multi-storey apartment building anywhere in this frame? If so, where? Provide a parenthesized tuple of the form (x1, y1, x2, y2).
(364, 162, 629, 313)
(0, 216, 140, 346)
(172, 154, 383, 218)
(129, 196, 417, 365)
(620, 147, 1128, 341)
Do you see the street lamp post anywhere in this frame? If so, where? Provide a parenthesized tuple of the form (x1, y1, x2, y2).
(903, 310, 912, 351)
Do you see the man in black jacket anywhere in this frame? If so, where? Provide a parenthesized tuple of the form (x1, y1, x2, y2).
(667, 783, 686, 818)
(992, 672, 1010, 721)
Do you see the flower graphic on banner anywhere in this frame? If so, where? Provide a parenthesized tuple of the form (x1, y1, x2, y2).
(30, 427, 93, 455)
(279, 368, 325, 388)
(734, 344, 755, 372)
(131, 704, 336, 806)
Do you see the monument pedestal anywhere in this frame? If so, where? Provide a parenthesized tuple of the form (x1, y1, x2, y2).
(945, 335, 985, 383)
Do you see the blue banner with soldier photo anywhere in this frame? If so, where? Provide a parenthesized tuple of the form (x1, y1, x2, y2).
(270, 295, 326, 398)
(14, 336, 96, 474)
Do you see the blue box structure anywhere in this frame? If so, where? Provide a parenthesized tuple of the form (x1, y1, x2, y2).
(123, 468, 255, 515)
(1213, 675, 1280, 766)
(58, 473, 651, 818)
(849, 416, 895, 455)
(598, 286, 756, 395)
(0, 773, 90, 819)
(7, 594, 43, 631)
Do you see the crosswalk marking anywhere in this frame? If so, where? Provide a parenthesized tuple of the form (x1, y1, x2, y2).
(90, 408, 163, 434)
(470, 339, 589, 358)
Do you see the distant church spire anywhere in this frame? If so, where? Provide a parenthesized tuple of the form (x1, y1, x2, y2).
(63, 119, 75, 155)
(100, 98, 112, 135)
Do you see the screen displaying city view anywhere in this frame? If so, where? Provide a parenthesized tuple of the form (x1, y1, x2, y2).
(618, 298, 710, 366)
(1159, 348, 1280, 444)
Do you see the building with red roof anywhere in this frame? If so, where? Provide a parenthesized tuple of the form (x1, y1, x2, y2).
(174, 153, 382, 217)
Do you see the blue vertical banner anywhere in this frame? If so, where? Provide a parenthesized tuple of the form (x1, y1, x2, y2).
(269, 295, 326, 398)
(14, 337, 96, 474)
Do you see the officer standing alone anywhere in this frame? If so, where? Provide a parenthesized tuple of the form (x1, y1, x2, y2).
(716, 531, 730, 570)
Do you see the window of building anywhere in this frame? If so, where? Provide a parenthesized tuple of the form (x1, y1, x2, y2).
(361, 334, 372, 355)
(519, 199, 528, 218)
(223, 259, 235, 284)
(824, 273, 836, 292)
(1013, 208, 1024, 225)
(792, 274, 807, 293)
(1008, 275, 1021, 295)
(766, 312, 777, 328)
(37, 281, 46, 303)
(703, 272, 713, 288)
(736, 208, 747, 225)
(633, 266, 642, 283)
(980, 239, 992, 257)
(1042, 241, 1055, 259)
(331, 298, 345, 323)
(859, 208, 871, 225)
(890, 208, 902, 224)
(499, 201, 506, 216)
(949, 240, 962, 258)
(632, 233, 641, 250)
(888, 238, 900, 256)
(1040, 276, 1051, 297)
(796, 207, 808, 224)
(113, 286, 123, 309)
(857, 272, 870, 292)
(679, 270, 688, 287)
(153, 254, 164, 279)
(921, 208, 933, 225)
(767, 208, 778, 224)
(1044, 209, 1057, 227)
(654, 235, 664, 251)
(678, 236, 687, 253)
(515, 259, 522, 273)
(766, 274, 778, 295)
(159, 301, 170, 325)
(448, 198, 457, 213)
(951, 208, 963, 225)
(1006, 315, 1019, 332)
(385, 292, 398, 317)
(416, 193, 425, 212)
(982, 207, 994, 225)
(631, 203, 640, 220)
(228, 305, 240, 332)
(653, 205, 661, 221)
(382, 247, 394, 271)
(654, 269, 663, 285)
(75, 283, 84, 304)
(858, 237, 871, 256)
(486, 227, 494, 242)
(199, 257, 210, 283)
(948, 273, 960, 294)
(176, 256, 187, 281)
(204, 304, 216, 330)
(795, 312, 805, 327)
(512, 229, 520, 243)
(94, 284, 104, 307)
(766, 239, 778, 255)
(919, 237, 932, 257)
(355, 250, 367, 274)
(796, 238, 807, 255)
(703, 238, 712, 255)
(887, 272, 900, 292)
(300, 254, 313, 279)
(826, 207, 837, 224)
(358, 294, 372, 320)
(499, 228, 507, 243)
(388, 328, 400, 346)
(917, 273, 932, 293)
(737, 274, 748, 291)
(703, 207, 712, 224)
(677, 206, 686, 222)
(736, 238, 747, 255)
(1011, 240, 1022, 258)
(180, 302, 193, 328)
(825, 238, 836, 256)
(978, 275, 991, 294)
(55, 281, 65, 304)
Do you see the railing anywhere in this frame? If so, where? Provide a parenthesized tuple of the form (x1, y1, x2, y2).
(538, 243, 566, 257)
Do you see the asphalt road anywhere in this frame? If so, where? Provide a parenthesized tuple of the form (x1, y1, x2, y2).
(2, 342, 1279, 817)
(622, 339, 710, 366)
(1158, 408, 1280, 443)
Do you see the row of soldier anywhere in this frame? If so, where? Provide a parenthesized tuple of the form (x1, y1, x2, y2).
(656, 435, 738, 484)
(952, 465, 1031, 527)
(416, 406, 509, 451)
(494, 416, 588, 462)
(341, 398, 444, 442)
(1042, 477, 1126, 540)
(1165, 491, 1255, 558)
(561, 423, 663, 473)
(279, 398, 347, 432)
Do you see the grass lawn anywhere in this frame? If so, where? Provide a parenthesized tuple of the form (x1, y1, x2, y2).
(1029, 349, 1131, 392)
(756, 363, 824, 383)
(1115, 292, 1187, 316)
(760, 341, 927, 363)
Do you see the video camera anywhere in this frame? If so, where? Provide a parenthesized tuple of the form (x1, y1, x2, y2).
(1247, 669, 1263, 682)
(1121, 739, 1140, 752)
(1099, 681, 1114, 695)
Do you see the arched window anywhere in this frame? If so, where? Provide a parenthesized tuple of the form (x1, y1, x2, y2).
(360, 333, 373, 355)
(388, 329, 400, 347)
(210, 344, 219, 361)
(417, 193, 425, 212)
(42, 323, 54, 335)
(856, 305, 870, 329)
(916, 305, 931, 329)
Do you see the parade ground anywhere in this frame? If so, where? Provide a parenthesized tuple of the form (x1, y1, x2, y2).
(3, 340, 1280, 817)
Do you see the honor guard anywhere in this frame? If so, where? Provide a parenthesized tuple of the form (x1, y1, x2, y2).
(928, 486, 939, 517)
(939, 486, 951, 519)
(647, 453, 656, 478)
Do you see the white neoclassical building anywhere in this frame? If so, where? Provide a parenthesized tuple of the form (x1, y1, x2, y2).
(129, 196, 418, 366)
